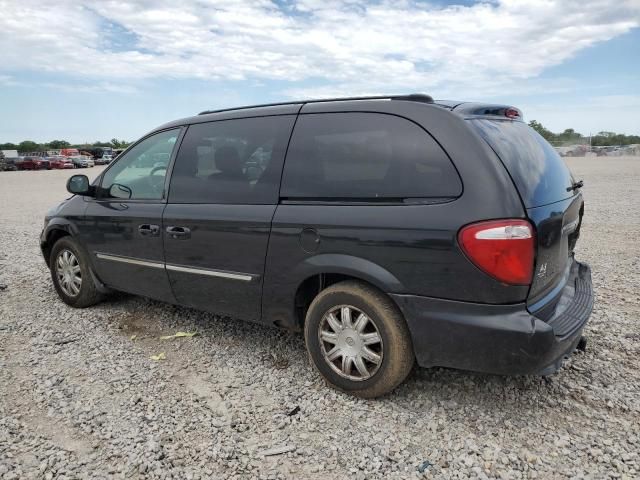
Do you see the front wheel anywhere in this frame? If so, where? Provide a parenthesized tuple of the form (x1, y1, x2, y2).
(304, 281, 414, 398)
(50, 236, 102, 308)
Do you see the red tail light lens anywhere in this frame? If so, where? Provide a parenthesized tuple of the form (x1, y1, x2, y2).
(504, 108, 521, 119)
(458, 219, 535, 285)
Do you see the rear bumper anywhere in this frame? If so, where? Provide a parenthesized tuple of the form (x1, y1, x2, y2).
(391, 260, 593, 375)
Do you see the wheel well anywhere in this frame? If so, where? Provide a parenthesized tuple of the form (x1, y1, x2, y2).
(294, 273, 381, 329)
(43, 229, 70, 267)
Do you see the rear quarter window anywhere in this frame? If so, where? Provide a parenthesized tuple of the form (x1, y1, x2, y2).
(469, 119, 575, 208)
(281, 112, 461, 200)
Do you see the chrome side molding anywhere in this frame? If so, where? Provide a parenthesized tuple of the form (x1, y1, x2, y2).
(165, 264, 253, 282)
(96, 253, 164, 269)
(95, 252, 253, 282)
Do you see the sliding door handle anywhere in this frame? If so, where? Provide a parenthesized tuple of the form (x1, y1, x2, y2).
(138, 224, 160, 237)
(166, 226, 191, 240)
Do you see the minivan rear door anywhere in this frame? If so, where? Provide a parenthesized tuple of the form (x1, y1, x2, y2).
(468, 119, 584, 305)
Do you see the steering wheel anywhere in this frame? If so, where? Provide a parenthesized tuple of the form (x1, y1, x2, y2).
(149, 165, 167, 192)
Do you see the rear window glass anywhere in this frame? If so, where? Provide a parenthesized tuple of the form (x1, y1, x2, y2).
(281, 113, 461, 200)
(469, 120, 575, 208)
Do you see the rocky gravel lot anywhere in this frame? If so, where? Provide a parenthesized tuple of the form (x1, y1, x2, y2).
(1, 157, 639, 479)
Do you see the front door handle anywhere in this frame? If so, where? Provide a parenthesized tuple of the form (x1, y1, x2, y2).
(138, 224, 160, 237)
(166, 226, 191, 240)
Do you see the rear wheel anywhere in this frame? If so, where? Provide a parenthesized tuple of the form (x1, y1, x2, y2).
(304, 281, 414, 398)
(50, 236, 102, 308)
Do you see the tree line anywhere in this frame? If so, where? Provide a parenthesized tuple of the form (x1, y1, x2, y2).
(528, 121, 640, 147)
(3, 123, 639, 153)
(0, 139, 131, 152)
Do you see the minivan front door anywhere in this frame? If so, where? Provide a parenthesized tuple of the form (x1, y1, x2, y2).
(78, 128, 182, 301)
(162, 114, 297, 322)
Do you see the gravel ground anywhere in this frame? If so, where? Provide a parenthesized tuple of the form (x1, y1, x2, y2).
(0, 158, 639, 480)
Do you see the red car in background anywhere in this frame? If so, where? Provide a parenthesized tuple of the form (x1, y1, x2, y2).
(17, 156, 47, 170)
(48, 156, 75, 169)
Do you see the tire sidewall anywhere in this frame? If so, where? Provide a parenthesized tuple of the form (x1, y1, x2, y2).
(304, 287, 402, 394)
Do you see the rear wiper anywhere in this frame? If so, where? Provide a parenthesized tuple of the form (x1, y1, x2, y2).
(568, 180, 584, 192)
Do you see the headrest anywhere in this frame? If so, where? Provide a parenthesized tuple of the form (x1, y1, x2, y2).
(215, 145, 242, 175)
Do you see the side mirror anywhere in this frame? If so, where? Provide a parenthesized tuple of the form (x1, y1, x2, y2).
(66, 174, 92, 196)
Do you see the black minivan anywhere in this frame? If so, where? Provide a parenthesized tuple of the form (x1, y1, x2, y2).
(41, 94, 593, 397)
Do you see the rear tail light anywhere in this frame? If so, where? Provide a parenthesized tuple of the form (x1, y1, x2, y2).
(458, 219, 535, 285)
(504, 107, 521, 119)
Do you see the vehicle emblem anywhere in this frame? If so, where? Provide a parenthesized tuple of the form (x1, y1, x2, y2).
(537, 263, 547, 278)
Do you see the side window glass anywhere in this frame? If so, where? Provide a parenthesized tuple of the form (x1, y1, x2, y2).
(100, 129, 180, 200)
(168, 116, 295, 204)
(281, 113, 462, 199)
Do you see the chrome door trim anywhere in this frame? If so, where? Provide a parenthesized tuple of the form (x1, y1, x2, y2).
(165, 264, 253, 282)
(95, 252, 254, 281)
(95, 253, 165, 269)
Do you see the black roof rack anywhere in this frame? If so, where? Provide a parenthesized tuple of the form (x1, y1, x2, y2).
(198, 93, 434, 115)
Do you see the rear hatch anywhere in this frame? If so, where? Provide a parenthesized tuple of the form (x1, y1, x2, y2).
(468, 119, 584, 308)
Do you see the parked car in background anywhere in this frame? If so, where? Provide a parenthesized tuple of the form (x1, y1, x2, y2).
(70, 156, 89, 168)
(17, 156, 47, 170)
(3, 157, 20, 172)
(47, 156, 63, 169)
(99, 154, 113, 164)
(48, 156, 75, 169)
(83, 156, 95, 167)
(0, 158, 18, 171)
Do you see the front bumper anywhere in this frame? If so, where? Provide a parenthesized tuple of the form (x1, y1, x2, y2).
(391, 261, 593, 375)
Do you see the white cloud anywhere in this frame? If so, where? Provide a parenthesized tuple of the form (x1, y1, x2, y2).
(40, 81, 140, 94)
(0, 0, 638, 98)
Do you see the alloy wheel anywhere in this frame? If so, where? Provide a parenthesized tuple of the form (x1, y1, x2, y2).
(318, 305, 384, 381)
(55, 249, 82, 297)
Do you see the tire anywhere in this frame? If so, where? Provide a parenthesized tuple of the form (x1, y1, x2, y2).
(50, 236, 102, 308)
(304, 281, 414, 398)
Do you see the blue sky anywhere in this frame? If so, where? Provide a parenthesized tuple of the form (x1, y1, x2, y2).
(1, 0, 639, 143)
